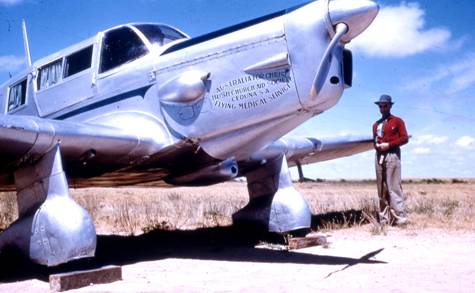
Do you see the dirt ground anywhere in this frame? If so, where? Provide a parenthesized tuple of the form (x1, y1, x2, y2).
(1, 225, 474, 292)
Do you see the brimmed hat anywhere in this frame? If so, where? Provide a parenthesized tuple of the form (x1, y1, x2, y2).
(374, 94, 394, 105)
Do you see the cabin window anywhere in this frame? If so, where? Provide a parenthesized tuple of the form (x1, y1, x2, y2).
(7, 79, 27, 112)
(134, 24, 186, 47)
(64, 45, 93, 78)
(37, 59, 63, 90)
(100, 26, 148, 73)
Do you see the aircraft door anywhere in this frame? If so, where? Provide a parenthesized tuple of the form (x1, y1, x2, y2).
(92, 26, 154, 116)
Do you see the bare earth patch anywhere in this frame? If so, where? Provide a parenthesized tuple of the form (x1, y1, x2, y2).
(1, 227, 474, 292)
(78, 228, 475, 292)
(1, 180, 474, 292)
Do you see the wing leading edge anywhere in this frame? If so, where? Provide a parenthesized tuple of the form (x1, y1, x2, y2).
(254, 135, 374, 167)
(0, 114, 167, 188)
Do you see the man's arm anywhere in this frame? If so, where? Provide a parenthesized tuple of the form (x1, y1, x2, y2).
(388, 117, 409, 148)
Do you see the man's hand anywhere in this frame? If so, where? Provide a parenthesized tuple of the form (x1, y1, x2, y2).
(376, 142, 390, 152)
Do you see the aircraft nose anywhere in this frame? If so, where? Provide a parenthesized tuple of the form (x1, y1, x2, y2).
(327, 0, 379, 43)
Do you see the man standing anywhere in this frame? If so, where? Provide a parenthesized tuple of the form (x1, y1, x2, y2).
(373, 94, 409, 225)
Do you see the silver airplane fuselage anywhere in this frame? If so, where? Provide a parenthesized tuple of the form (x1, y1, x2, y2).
(0, 0, 377, 186)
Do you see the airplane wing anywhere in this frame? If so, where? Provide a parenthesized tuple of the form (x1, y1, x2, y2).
(0, 114, 167, 189)
(0, 113, 373, 188)
(254, 135, 374, 167)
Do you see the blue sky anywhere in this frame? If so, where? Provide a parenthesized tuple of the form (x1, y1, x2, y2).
(0, 0, 474, 179)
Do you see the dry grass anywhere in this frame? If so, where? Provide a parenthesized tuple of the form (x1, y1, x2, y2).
(1, 179, 474, 235)
(404, 180, 475, 230)
(71, 184, 249, 235)
(0, 191, 17, 231)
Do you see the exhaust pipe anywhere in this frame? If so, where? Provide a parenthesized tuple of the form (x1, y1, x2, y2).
(166, 159, 239, 186)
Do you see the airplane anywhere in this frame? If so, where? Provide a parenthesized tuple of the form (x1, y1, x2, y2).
(0, 0, 378, 266)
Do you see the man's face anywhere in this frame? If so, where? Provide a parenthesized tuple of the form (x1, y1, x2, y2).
(378, 102, 391, 115)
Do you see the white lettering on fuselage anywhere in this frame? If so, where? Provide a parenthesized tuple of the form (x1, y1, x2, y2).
(211, 70, 292, 110)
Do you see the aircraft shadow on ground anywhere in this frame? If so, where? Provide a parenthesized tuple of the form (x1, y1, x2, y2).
(0, 210, 384, 282)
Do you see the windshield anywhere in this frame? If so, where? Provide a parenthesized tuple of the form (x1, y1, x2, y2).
(100, 26, 148, 73)
(134, 24, 186, 47)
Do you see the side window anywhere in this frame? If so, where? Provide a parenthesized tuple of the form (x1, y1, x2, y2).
(7, 79, 27, 112)
(100, 27, 148, 73)
(64, 45, 93, 78)
(37, 59, 62, 90)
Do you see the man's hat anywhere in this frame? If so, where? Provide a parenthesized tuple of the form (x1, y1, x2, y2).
(374, 94, 394, 105)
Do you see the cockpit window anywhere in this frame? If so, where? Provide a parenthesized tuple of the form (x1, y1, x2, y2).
(100, 26, 148, 73)
(134, 24, 186, 47)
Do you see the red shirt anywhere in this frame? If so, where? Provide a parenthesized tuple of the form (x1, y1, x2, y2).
(372, 114, 409, 150)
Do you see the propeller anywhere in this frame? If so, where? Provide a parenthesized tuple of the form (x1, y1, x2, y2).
(311, 0, 379, 97)
(311, 22, 348, 97)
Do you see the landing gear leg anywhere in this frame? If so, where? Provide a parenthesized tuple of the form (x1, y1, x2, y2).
(0, 145, 96, 266)
(233, 154, 311, 233)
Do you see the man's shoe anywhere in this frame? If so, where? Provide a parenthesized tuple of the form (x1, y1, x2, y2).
(394, 216, 407, 225)
(390, 209, 407, 226)
(395, 217, 407, 226)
